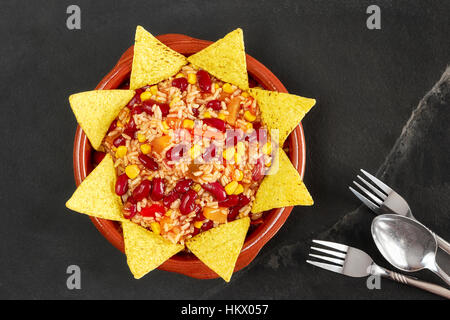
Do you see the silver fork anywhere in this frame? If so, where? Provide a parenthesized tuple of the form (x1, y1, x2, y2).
(307, 240, 450, 299)
(349, 169, 450, 254)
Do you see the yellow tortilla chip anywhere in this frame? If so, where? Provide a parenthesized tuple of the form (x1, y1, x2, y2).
(130, 26, 187, 90)
(252, 149, 313, 213)
(186, 217, 250, 282)
(249, 88, 316, 145)
(188, 28, 249, 90)
(69, 90, 135, 150)
(66, 154, 125, 221)
(122, 221, 184, 279)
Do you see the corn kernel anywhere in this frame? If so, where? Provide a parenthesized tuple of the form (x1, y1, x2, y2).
(147, 176, 153, 181)
(170, 96, 181, 107)
(137, 133, 146, 143)
(265, 160, 272, 167)
(140, 91, 152, 102)
(150, 222, 161, 235)
(189, 145, 202, 159)
(223, 83, 235, 94)
(217, 112, 226, 121)
(140, 143, 152, 154)
(116, 120, 124, 128)
(187, 73, 197, 84)
(223, 147, 235, 160)
(194, 221, 204, 229)
(242, 91, 249, 98)
(262, 142, 272, 155)
(235, 153, 243, 164)
(165, 209, 173, 217)
(183, 119, 195, 130)
(246, 123, 253, 131)
(125, 165, 140, 179)
(115, 146, 128, 158)
(214, 83, 220, 90)
(192, 183, 202, 193)
(203, 111, 211, 119)
(150, 85, 158, 95)
(236, 141, 245, 155)
(234, 170, 244, 182)
(233, 184, 244, 195)
(161, 120, 170, 134)
(244, 110, 256, 122)
(225, 181, 239, 195)
(175, 73, 185, 78)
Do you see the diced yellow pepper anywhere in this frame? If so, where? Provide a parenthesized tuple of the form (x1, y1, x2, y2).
(192, 183, 202, 193)
(140, 91, 152, 102)
(225, 181, 239, 195)
(223, 147, 235, 161)
(183, 119, 195, 130)
(203, 111, 211, 119)
(175, 73, 185, 78)
(137, 133, 146, 143)
(194, 221, 204, 229)
(125, 165, 140, 179)
(150, 85, 158, 95)
(233, 184, 244, 195)
(217, 112, 226, 121)
(223, 83, 235, 94)
(140, 144, 152, 155)
(115, 146, 128, 158)
(262, 142, 272, 155)
(150, 222, 161, 235)
(189, 145, 202, 159)
(187, 73, 196, 84)
(244, 110, 256, 122)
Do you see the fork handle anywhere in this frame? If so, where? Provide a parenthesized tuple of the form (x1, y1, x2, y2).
(435, 234, 450, 255)
(383, 270, 450, 299)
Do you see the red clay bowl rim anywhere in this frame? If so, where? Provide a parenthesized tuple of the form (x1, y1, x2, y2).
(72, 33, 306, 279)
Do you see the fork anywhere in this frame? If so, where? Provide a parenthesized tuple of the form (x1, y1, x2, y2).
(349, 169, 450, 254)
(307, 240, 450, 299)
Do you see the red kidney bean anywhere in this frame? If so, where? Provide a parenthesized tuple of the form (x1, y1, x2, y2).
(203, 118, 226, 132)
(179, 189, 198, 215)
(192, 203, 202, 216)
(158, 103, 170, 117)
(122, 202, 137, 219)
(206, 100, 221, 111)
(202, 220, 214, 231)
(172, 77, 188, 92)
(93, 152, 106, 165)
(197, 70, 211, 93)
(113, 135, 126, 147)
(166, 145, 186, 162)
(174, 179, 193, 193)
(138, 154, 159, 171)
(115, 173, 129, 196)
(237, 194, 251, 208)
(218, 194, 239, 208)
(193, 107, 200, 117)
(163, 190, 179, 208)
(109, 121, 117, 132)
(126, 93, 141, 108)
(202, 143, 218, 162)
(131, 105, 144, 116)
(132, 180, 152, 202)
(252, 158, 265, 181)
(141, 99, 155, 115)
(151, 178, 165, 201)
(227, 206, 240, 222)
(202, 182, 227, 201)
(124, 118, 137, 137)
(140, 203, 165, 218)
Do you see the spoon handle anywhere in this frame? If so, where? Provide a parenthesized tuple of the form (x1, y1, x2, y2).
(435, 234, 450, 255)
(433, 263, 450, 286)
(382, 270, 450, 299)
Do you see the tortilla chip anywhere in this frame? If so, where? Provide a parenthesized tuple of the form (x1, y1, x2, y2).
(122, 221, 184, 279)
(186, 217, 250, 282)
(249, 88, 316, 145)
(251, 149, 313, 213)
(130, 26, 187, 90)
(188, 28, 249, 90)
(69, 90, 135, 150)
(66, 154, 125, 221)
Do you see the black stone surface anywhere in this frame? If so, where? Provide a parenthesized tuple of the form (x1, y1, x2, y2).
(0, 0, 449, 299)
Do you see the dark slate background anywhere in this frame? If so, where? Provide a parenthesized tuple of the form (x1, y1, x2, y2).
(0, 0, 449, 300)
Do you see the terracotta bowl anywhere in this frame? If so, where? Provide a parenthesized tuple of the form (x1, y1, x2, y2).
(72, 33, 306, 279)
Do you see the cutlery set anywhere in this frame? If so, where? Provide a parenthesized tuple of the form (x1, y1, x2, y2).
(307, 169, 450, 299)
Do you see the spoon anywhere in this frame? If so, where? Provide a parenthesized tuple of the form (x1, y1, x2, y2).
(372, 214, 450, 286)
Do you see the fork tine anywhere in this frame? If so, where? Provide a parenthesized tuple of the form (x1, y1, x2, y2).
(349, 186, 380, 212)
(357, 175, 387, 200)
(313, 240, 348, 252)
(309, 253, 344, 266)
(306, 260, 343, 274)
(352, 181, 383, 205)
(311, 246, 346, 259)
(360, 169, 392, 194)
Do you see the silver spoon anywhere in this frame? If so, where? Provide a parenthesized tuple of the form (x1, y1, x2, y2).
(372, 214, 450, 286)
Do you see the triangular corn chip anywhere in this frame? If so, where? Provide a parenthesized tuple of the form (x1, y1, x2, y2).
(252, 149, 313, 213)
(66, 154, 125, 221)
(69, 90, 135, 150)
(188, 28, 249, 90)
(249, 88, 316, 145)
(122, 221, 184, 279)
(186, 217, 250, 282)
(130, 26, 187, 90)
